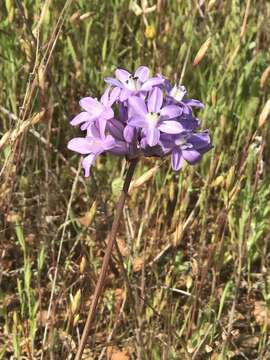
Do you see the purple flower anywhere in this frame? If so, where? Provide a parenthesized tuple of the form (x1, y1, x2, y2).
(105, 66, 164, 102)
(67, 125, 116, 176)
(70, 87, 119, 137)
(67, 65, 212, 176)
(163, 131, 212, 171)
(128, 87, 184, 146)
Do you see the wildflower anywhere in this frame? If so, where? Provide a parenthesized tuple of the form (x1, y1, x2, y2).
(68, 65, 212, 176)
(70, 87, 119, 136)
(162, 131, 212, 170)
(128, 87, 183, 146)
(145, 24, 156, 39)
(105, 66, 163, 101)
(67, 126, 116, 176)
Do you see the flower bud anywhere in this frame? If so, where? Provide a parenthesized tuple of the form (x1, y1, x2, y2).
(145, 25, 156, 39)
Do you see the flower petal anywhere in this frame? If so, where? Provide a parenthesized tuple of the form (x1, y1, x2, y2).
(164, 78, 172, 93)
(159, 133, 175, 153)
(97, 117, 107, 139)
(146, 127, 160, 146)
(179, 116, 200, 130)
(141, 77, 164, 91)
(161, 105, 182, 119)
(119, 103, 128, 122)
(109, 87, 120, 105)
(148, 87, 163, 113)
(128, 96, 147, 118)
(81, 121, 91, 131)
(100, 87, 110, 106)
(189, 131, 211, 150)
(70, 112, 93, 126)
(67, 137, 97, 154)
(107, 119, 125, 140)
(109, 140, 129, 155)
(119, 89, 130, 102)
(103, 135, 116, 150)
(182, 149, 201, 164)
(134, 66, 149, 82)
(171, 149, 184, 171)
(102, 108, 114, 119)
(128, 115, 147, 128)
(82, 153, 96, 177)
(123, 125, 136, 142)
(86, 123, 99, 137)
(183, 99, 204, 108)
(182, 103, 193, 115)
(105, 77, 123, 88)
(115, 69, 130, 83)
(158, 120, 184, 134)
(141, 143, 164, 157)
(80, 97, 103, 115)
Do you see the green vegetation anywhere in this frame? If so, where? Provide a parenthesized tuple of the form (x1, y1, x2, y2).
(0, 0, 270, 358)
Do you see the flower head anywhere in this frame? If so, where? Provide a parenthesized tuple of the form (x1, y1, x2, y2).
(68, 65, 212, 176)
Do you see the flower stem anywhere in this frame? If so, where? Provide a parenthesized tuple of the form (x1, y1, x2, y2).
(75, 158, 138, 360)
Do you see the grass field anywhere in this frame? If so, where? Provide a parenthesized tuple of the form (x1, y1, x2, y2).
(1, 0, 270, 359)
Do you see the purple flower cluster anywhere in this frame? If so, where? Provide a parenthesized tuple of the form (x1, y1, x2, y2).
(68, 66, 212, 176)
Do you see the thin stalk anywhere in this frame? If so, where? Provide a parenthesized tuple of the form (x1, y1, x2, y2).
(75, 158, 138, 360)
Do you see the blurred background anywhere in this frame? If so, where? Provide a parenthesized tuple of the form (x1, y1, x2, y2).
(0, 0, 270, 358)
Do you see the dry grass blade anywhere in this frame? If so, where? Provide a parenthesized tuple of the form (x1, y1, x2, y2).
(0, 110, 45, 150)
(129, 165, 158, 194)
(240, 0, 251, 38)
